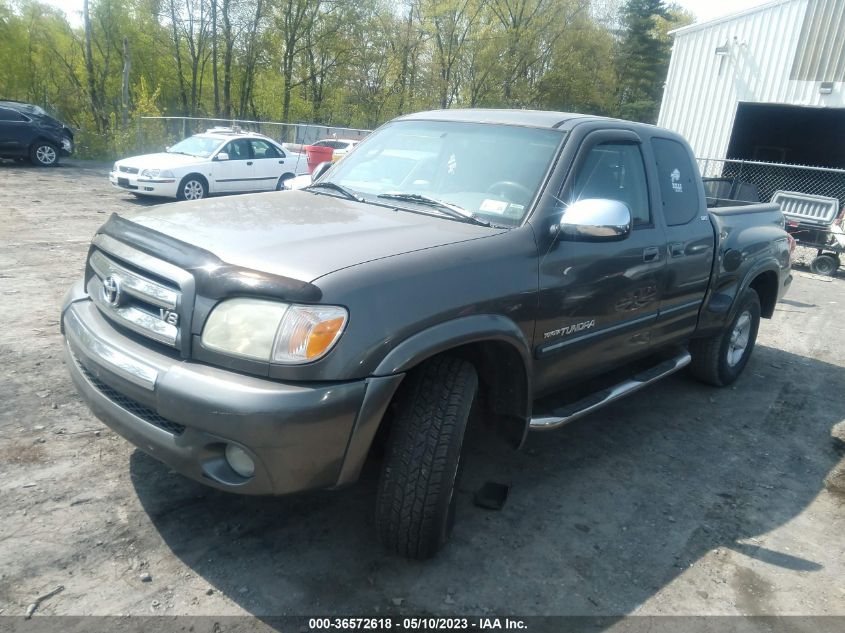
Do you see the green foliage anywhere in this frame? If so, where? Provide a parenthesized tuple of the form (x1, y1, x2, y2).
(0, 0, 683, 159)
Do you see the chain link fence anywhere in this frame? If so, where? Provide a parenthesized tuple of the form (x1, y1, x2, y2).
(697, 157, 845, 209)
(132, 116, 372, 156)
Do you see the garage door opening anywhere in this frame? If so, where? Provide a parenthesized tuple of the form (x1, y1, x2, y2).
(726, 103, 845, 168)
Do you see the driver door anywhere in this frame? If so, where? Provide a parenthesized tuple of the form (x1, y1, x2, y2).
(533, 131, 668, 394)
(211, 139, 254, 192)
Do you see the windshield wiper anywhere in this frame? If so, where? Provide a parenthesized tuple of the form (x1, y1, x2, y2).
(304, 181, 364, 202)
(377, 192, 490, 226)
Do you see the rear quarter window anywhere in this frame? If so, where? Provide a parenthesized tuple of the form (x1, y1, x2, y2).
(651, 138, 701, 226)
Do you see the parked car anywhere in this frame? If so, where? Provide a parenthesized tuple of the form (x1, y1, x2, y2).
(62, 109, 792, 559)
(109, 128, 309, 200)
(310, 137, 359, 161)
(0, 100, 74, 166)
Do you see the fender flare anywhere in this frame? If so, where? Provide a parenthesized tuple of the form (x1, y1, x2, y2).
(731, 260, 782, 321)
(373, 314, 533, 378)
(700, 258, 783, 335)
(373, 314, 534, 448)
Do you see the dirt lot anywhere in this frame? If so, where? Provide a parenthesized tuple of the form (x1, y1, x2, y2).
(0, 160, 843, 620)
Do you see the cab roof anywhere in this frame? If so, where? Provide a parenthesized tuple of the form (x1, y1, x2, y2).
(396, 108, 665, 135)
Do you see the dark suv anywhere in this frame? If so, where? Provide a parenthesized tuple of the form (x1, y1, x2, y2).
(0, 100, 74, 166)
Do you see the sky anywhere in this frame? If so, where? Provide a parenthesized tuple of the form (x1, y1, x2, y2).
(42, 0, 776, 30)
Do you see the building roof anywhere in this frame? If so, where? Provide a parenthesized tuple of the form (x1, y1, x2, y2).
(670, 0, 797, 36)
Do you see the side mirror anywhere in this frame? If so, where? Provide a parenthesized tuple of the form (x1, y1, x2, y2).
(215, 152, 229, 161)
(558, 198, 632, 242)
(311, 161, 333, 182)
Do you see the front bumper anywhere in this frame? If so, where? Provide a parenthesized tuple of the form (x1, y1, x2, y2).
(61, 283, 400, 495)
(109, 170, 178, 197)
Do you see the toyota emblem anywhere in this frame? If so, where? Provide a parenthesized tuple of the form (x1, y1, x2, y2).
(102, 275, 123, 306)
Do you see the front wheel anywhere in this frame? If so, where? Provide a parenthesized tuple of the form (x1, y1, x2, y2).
(177, 175, 207, 201)
(30, 142, 59, 167)
(689, 288, 761, 387)
(375, 355, 478, 559)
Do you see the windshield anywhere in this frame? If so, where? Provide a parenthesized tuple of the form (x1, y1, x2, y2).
(324, 120, 563, 225)
(167, 135, 222, 158)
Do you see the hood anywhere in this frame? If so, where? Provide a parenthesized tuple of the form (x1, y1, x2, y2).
(118, 152, 206, 169)
(125, 190, 503, 281)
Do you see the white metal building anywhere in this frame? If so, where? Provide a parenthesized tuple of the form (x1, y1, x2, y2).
(658, 0, 845, 169)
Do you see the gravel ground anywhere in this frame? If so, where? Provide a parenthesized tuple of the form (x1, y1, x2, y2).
(0, 160, 843, 619)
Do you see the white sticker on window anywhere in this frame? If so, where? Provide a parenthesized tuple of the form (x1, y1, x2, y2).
(479, 199, 509, 214)
(671, 168, 683, 193)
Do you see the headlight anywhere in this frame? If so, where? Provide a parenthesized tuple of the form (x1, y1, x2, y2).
(201, 298, 348, 364)
(140, 168, 159, 178)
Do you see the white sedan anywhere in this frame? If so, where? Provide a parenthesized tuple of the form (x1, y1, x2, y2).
(110, 129, 310, 201)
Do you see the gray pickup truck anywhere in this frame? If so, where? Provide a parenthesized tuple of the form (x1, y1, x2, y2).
(61, 109, 792, 559)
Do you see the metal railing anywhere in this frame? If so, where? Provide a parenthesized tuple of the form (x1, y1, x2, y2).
(698, 157, 845, 208)
(133, 116, 372, 156)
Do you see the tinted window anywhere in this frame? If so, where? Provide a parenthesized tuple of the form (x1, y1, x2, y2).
(651, 138, 700, 226)
(250, 140, 280, 158)
(225, 139, 251, 160)
(0, 108, 27, 122)
(570, 142, 651, 225)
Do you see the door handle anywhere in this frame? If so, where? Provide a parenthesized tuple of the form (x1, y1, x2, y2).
(669, 242, 685, 257)
(643, 246, 660, 262)
(279, 160, 284, 164)
(246, 161, 253, 166)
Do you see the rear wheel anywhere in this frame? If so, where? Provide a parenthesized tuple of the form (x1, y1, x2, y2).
(375, 355, 478, 559)
(177, 175, 207, 201)
(276, 173, 295, 190)
(30, 142, 58, 167)
(810, 254, 839, 276)
(689, 288, 761, 387)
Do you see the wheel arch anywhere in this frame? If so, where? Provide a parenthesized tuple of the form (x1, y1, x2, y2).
(373, 315, 533, 448)
(178, 172, 209, 197)
(336, 316, 534, 487)
(748, 269, 779, 318)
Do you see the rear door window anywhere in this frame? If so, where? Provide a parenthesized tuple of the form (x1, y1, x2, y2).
(651, 138, 701, 226)
(250, 139, 280, 159)
(0, 108, 27, 122)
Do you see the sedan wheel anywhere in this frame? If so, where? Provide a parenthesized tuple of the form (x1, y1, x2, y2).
(178, 177, 207, 201)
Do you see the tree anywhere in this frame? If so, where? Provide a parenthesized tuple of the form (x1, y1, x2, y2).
(614, 0, 671, 123)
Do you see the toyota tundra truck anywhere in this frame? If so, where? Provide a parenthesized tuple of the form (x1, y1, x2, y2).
(61, 109, 792, 559)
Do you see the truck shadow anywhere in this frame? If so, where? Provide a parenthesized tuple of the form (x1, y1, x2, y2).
(129, 344, 844, 621)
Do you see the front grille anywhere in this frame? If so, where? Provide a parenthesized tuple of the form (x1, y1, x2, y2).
(119, 165, 139, 174)
(88, 247, 183, 349)
(76, 357, 186, 436)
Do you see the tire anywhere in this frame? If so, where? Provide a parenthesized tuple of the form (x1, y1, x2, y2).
(176, 175, 207, 201)
(276, 173, 295, 191)
(810, 254, 839, 276)
(30, 141, 59, 167)
(375, 355, 478, 559)
(689, 288, 761, 387)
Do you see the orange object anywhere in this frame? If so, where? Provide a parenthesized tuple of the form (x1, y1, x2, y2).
(304, 145, 334, 173)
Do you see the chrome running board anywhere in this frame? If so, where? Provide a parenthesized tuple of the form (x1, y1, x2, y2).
(529, 350, 692, 430)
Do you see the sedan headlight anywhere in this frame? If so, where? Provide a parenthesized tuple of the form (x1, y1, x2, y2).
(140, 169, 175, 179)
(201, 298, 348, 364)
